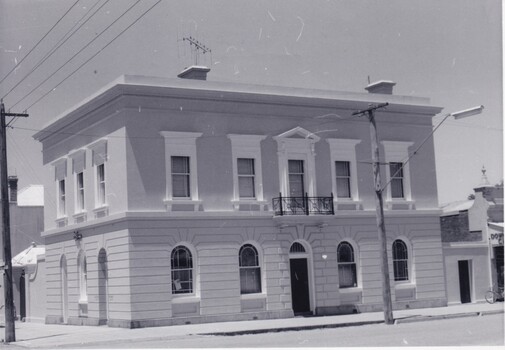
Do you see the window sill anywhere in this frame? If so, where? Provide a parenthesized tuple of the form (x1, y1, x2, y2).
(386, 199, 415, 210)
(232, 199, 268, 211)
(395, 282, 415, 289)
(334, 199, 362, 211)
(55, 216, 68, 228)
(164, 199, 201, 212)
(240, 293, 267, 300)
(93, 205, 109, 219)
(339, 287, 362, 293)
(171, 295, 200, 304)
(72, 211, 87, 224)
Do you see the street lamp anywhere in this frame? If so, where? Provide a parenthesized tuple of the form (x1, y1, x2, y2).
(352, 103, 484, 325)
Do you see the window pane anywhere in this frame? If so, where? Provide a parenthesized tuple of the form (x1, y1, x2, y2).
(171, 246, 193, 294)
(238, 177, 255, 198)
(393, 240, 409, 281)
(59, 179, 66, 215)
(237, 158, 254, 175)
(239, 245, 258, 266)
(288, 160, 304, 174)
(337, 242, 354, 263)
(391, 179, 404, 198)
(240, 267, 261, 294)
(172, 156, 190, 174)
(336, 178, 351, 198)
(390, 163, 404, 198)
(172, 175, 190, 197)
(77, 172, 84, 210)
(338, 264, 357, 288)
(335, 161, 350, 176)
(97, 164, 105, 205)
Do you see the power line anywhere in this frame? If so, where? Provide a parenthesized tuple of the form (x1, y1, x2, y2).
(2, 0, 110, 101)
(20, 0, 163, 112)
(0, 0, 81, 87)
(10, 0, 144, 111)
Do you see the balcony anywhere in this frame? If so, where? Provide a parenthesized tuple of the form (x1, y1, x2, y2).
(272, 193, 335, 216)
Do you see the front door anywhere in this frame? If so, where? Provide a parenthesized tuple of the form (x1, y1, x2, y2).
(458, 260, 471, 303)
(290, 258, 310, 314)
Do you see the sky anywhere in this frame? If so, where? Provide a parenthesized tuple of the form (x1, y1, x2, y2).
(0, 0, 502, 207)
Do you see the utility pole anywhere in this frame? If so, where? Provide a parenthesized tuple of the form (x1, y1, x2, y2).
(353, 102, 394, 325)
(0, 100, 28, 342)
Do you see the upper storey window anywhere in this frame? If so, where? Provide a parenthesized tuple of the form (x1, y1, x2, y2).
(327, 139, 361, 210)
(228, 134, 266, 211)
(52, 157, 68, 223)
(160, 131, 202, 211)
(88, 139, 108, 212)
(69, 149, 87, 222)
(381, 141, 414, 209)
(274, 127, 320, 197)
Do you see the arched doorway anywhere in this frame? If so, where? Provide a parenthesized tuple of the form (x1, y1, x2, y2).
(98, 249, 108, 325)
(60, 255, 68, 323)
(289, 242, 312, 315)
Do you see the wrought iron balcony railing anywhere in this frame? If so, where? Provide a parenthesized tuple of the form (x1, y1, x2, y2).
(272, 193, 334, 216)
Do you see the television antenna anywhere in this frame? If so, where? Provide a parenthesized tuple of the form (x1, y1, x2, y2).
(182, 36, 211, 66)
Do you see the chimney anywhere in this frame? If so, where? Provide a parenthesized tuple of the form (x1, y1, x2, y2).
(365, 80, 396, 95)
(177, 66, 210, 81)
(8, 175, 18, 203)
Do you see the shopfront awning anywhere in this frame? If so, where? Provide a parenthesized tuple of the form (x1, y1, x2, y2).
(12, 243, 45, 268)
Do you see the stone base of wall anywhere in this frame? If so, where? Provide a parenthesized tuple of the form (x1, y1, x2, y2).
(108, 310, 294, 329)
(316, 298, 447, 316)
(46, 315, 102, 326)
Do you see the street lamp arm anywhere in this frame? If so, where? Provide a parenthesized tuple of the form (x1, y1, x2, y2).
(380, 105, 484, 194)
(380, 112, 452, 193)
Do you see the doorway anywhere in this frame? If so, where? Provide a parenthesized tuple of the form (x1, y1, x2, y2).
(19, 271, 26, 321)
(458, 260, 472, 303)
(290, 258, 311, 314)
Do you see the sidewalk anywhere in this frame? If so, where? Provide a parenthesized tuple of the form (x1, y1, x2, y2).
(3, 302, 504, 349)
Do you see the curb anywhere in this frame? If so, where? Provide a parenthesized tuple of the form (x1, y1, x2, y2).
(395, 309, 504, 324)
(201, 320, 385, 336)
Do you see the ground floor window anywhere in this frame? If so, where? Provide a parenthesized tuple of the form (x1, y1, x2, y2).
(337, 241, 357, 288)
(239, 244, 261, 294)
(171, 245, 193, 294)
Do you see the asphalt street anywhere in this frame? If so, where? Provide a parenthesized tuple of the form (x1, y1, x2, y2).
(55, 313, 504, 348)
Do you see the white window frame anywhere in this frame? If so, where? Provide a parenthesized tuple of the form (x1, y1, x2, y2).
(69, 149, 87, 221)
(88, 139, 108, 215)
(239, 241, 264, 297)
(228, 134, 267, 210)
(327, 139, 361, 210)
(381, 141, 414, 209)
(170, 242, 200, 302)
(274, 127, 320, 197)
(52, 157, 68, 223)
(76, 171, 85, 212)
(160, 131, 202, 211)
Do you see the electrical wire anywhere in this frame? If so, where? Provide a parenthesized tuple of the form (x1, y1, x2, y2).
(2, 0, 110, 101)
(0, 0, 81, 87)
(10, 0, 144, 111)
(20, 0, 163, 112)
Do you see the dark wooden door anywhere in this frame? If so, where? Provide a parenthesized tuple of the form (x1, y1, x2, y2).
(290, 258, 310, 314)
(458, 260, 471, 303)
(19, 273, 26, 320)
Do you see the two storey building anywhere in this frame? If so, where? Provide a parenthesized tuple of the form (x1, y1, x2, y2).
(34, 67, 447, 328)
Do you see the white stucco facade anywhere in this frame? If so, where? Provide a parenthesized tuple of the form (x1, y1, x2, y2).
(34, 73, 447, 328)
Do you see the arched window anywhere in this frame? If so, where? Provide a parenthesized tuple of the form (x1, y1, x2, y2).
(239, 244, 261, 294)
(290, 242, 306, 254)
(392, 239, 409, 281)
(337, 241, 357, 288)
(77, 251, 88, 303)
(171, 246, 193, 294)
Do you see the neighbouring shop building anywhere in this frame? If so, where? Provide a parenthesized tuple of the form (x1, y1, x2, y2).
(34, 67, 448, 328)
(440, 169, 504, 304)
(0, 177, 45, 323)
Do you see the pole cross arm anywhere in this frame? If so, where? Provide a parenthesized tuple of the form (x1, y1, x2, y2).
(2, 112, 29, 118)
(352, 102, 389, 116)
